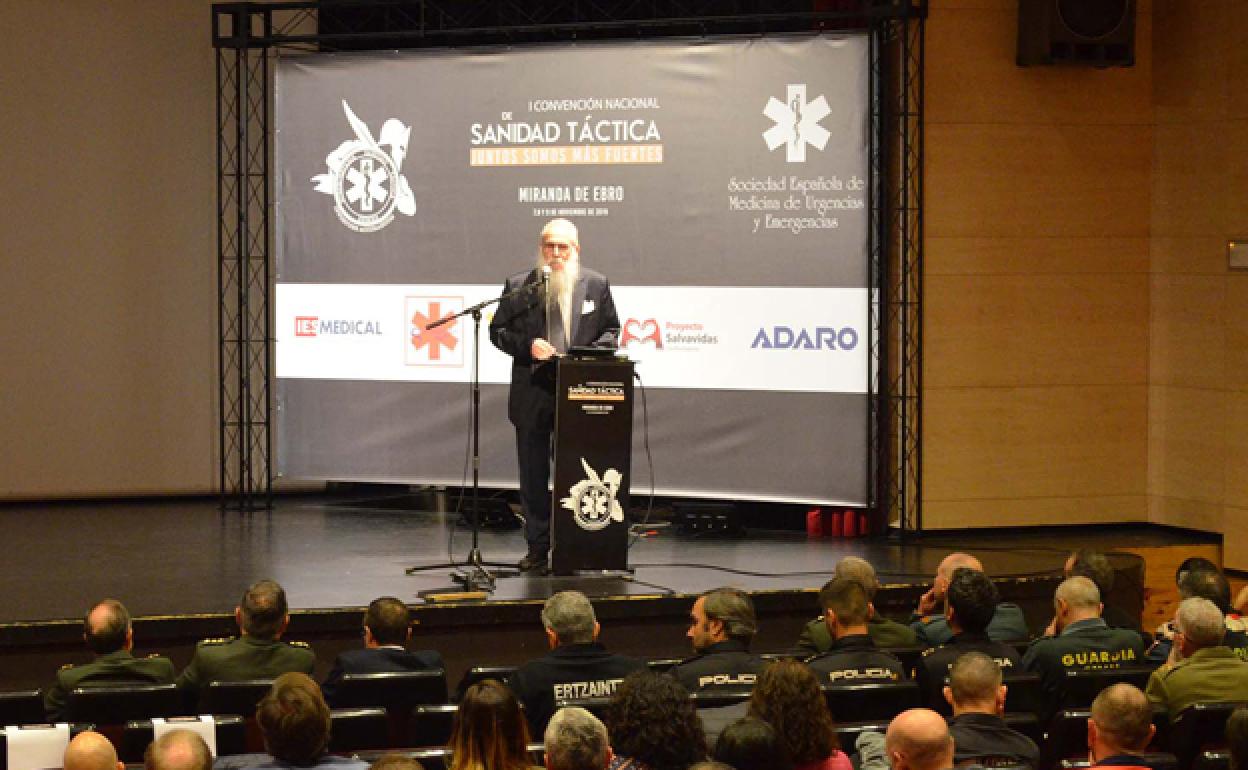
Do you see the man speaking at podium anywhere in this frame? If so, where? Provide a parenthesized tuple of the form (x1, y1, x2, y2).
(489, 218, 620, 574)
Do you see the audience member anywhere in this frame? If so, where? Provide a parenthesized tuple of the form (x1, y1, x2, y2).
(669, 587, 766, 692)
(796, 557, 917, 654)
(64, 731, 124, 770)
(448, 680, 536, 770)
(805, 577, 905, 684)
(367, 759, 425, 770)
(1087, 684, 1159, 768)
(605, 670, 707, 770)
(915, 568, 1021, 705)
(544, 707, 611, 770)
(178, 580, 314, 707)
(713, 716, 793, 770)
(1226, 706, 1248, 770)
(1145, 597, 1248, 717)
(911, 553, 1028, 645)
(942, 652, 1039, 767)
(1066, 550, 1140, 631)
(144, 729, 213, 770)
(507, 591, 646, 736)
(215, 673, 366, 770)
(885, 709, 957, 770)
(321, 596, 444, 705)
(44, 598, 176, 720)
(1149, 566, 1248, 663)
(1022, 577, 1145, 717)
(748, 659, 850, 770)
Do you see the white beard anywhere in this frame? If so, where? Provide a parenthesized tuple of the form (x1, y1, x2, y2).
(548, 261, 578, 347)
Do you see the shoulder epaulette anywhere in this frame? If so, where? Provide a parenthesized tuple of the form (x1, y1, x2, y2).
(287, 640, 311, 649)
(920, 646, 939, 658)
(200, 636, 233, 646)
(59, 662, 75, 671)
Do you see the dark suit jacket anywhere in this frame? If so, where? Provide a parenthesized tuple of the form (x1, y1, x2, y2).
(321, 646, 444, 706)
(488, 266, 619, 431)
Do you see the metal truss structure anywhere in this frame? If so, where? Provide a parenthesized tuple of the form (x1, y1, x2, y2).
(212, 0, 926, 532)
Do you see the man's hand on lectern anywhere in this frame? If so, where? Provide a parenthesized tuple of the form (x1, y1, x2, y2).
(531, 338, 557, 361)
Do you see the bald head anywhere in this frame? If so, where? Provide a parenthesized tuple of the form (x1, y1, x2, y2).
(937, 553, 983, 581)
(886, 709, 955, 770)
(1090, 684, 1155, 758)
(144, 729, 213, 770)
(65, 732, 123, 770)
(84, 599, 131, 654)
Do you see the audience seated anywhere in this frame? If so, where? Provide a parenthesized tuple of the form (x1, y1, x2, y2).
(1227, 707, 1248, 770)
(1066, 550, 1140, 632)
(858, 708, 956, 770)
(914, 569, 1022, 704)
(506, 591, 646, 737)
(1145, 597, 1248, 718)
(1149, 567, 1248, 663)
(796, 557, 917, 655)
(64, 731, 125, 770)
(668, 588, 766, 693)
(805, 578, 906, 685)
(911, 553, 1028, 645)
(144, 730, 213, 770)
(447, 680, 536, 770)
(748, 659, 851, 770)
(604, 670, 707, 770)
(321, 596, 444, 705)
(214, 672, 366, 770)
(44, 599, 176, 721)
(544, 707, 611, 770)
(1087, 684, 1162, 768)
(942, 652, 1039, 767)
(713, 716, 793, 770)
(1022, 577, 1146, 717)
(178, 580, 314, 706)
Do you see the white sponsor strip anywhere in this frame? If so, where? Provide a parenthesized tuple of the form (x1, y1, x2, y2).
(275, 283, 868, 393)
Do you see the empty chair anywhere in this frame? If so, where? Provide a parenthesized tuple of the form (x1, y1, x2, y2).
(454, 666, 516, 700)
(328, 708, 390, 753)
(0, 692, 45, 727)
(823, 680, 921, 723)
(66, 683, 183, 723)
(202, 679, 274, 717)
(1169, 702, 1248, 767)
(1059, 666, 1156, 710)
(119, 716, 246, 763)
(409, 703, 458, 748)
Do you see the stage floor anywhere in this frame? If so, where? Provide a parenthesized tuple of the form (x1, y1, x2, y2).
(0, 493, 1214, 624)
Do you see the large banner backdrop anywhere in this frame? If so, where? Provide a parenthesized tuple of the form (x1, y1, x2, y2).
(274, 34, 871, 505)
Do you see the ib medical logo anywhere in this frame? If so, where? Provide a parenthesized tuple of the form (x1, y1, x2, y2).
(293, 316, 384, 337)
(405, 297, 463, 366)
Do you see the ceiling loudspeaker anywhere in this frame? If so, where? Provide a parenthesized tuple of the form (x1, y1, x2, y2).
(1017, 0, 1136, 68)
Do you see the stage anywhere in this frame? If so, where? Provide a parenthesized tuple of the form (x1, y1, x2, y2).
(0, 492, 1216, 692)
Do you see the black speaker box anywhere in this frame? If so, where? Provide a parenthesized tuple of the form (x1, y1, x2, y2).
(1017, 0, 1136, 67)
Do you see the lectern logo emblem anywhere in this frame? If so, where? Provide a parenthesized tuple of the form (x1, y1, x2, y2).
(311, 100, 417, 232)
(561, 458, 625, 532)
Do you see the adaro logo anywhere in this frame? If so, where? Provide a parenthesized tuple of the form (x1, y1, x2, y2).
(406, 297, 463, 366)
(762, 84, 831, 163)
(312, 100, 416, 233)
(620, 318, 662, 349)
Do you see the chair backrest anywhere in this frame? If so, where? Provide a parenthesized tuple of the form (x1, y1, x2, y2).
(689, 689, 753, 710)
(1170, 701, 1248, 765)
(409, 703, 459, 748)
(1059, 666, 1156, 709)
(454, 666, 517, 700)
(1193, 750, 1232, 770)
(646, 658, 682, 673)
(823, 680, 921, 723)
(118, 715, 246, 763)
(328, 707, 391, 753)
(1058, 753, 1177, 770)
(554, 696, 612, 722)
(202, 679, 274, 717)
(832, 719, 890, 749)
(66, 683, 183, 723)
(884, 645, 926, 677)
(333, 670, 448, 710)
(1003, 672, 1045, 720)
(1002, 711, 1043, 746)
(0, 724, 94, 770)
(0, 692, 45, 728)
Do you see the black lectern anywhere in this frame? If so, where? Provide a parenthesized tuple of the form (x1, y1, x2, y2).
(550, 355, 634, 575)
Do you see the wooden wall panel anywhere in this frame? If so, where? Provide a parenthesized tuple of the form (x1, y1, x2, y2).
(1149, 275, 1227, 388)
(927, 236, 1148, 276)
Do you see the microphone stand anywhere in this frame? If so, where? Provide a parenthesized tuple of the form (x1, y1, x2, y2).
(406, 277, 544, 593)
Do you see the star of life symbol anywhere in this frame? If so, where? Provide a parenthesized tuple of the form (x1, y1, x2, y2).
(312, 100, 416, 232)
(561, 458, 625, 532)
(762, 84, 831, 163)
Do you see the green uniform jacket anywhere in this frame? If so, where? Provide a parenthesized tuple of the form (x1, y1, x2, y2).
(176, 635, 315, 701)
(43, 649, 176, 720)
(1145, 646, 1248, 717)
(795, 614, 918, 655)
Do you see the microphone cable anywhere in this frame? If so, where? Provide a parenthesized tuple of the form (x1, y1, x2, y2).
(628, 368, 657, 550)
